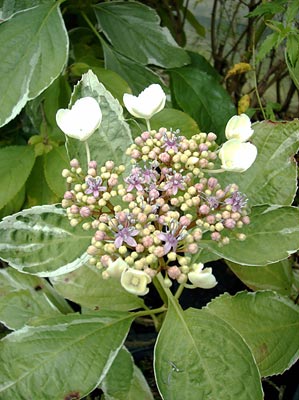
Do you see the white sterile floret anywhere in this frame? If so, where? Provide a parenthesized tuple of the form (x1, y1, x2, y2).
(123, 84, 166, 120)
(56, 97, 102, 141)
(106, 258, 129, 278)
(225, 113, 254, 142)
(121, 267, 151, 296)
(219, 139, 257, 172)
(188, 263, 217, 289)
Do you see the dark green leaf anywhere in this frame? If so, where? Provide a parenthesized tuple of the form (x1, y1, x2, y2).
(94, 2, 189, 68)
(0, 146, 35, 210)
(44, 146, 69, 197)
(170, 66, 235, 141)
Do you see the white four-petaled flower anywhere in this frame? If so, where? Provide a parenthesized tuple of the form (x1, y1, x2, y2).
(188, 263, 217, 289)
(123, 84, 166, 120)
(219, 139, 257, 172)
(121, 267, 151, 296)
(56, 97, 102, 141)
(106, 258, 129, 278)
(225, 113, 254, 142)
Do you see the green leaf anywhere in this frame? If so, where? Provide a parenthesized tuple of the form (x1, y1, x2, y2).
(0, 205, 92, 277)
(100, 347, 154, 400)
(129, 108, 200, 139)
(206, 291, 299, 376)
(0, 186, 26, 219)
(0, 266, 73, 315)
(93, 2, 189, 68)
(286, 33, 299, 90)
(26, 156, 59, 207)
(256, 31, 283, 62)
(151, 108, 200, 138)
(73, 64, 132, 105)
(0, 0, 43, 18)
(154, 299, 263, 400)
(0, 266, 73, 330)
(170, 66, 235, 141)
(218, 120, 299, 205)
(200, 205, 299, 266)
(44, 146, 69, 197)
(0, 289, 61, 330)
(102, 43, 163, 94)
(0, 2, 69, 127)
(0, 312, 133, 400)
(227, 259, 293, 295)
(0, 146, 35, 210)
(66, 70, 133, 166)
(50, 264, 144, 312)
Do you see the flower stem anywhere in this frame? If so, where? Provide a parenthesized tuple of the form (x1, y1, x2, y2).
(85, 140, 91, 165)
(145, 119, 151, 132)
(174, 282, 186, 300)
(133, 305, 167, 319)
(153, 273, 169, 306)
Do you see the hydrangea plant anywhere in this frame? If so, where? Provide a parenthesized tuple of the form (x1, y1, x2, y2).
(0, 71, 298, 400)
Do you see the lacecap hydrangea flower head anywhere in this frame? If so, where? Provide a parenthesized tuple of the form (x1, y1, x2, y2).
(59, 86, 257, 296)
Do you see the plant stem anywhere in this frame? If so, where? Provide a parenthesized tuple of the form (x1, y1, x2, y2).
(174, 283, 186, 300)
(81, 10, 103, 43)
(252, 29, 266, 119)
(153, 273, 169, 306)
(85, 140, 91, 165)
(133, 305, 167, 319)
(145, 119, 151, 132)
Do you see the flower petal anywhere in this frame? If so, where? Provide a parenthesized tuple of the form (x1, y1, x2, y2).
(225, 114, 254, 142)
(219, 139, 257, 172)
(123, 84, 166, 120)
(121, 268, 151, 296)
(56, 97, 102, 141)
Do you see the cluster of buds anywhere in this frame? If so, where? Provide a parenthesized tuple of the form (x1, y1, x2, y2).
(61, 127, 251, 296)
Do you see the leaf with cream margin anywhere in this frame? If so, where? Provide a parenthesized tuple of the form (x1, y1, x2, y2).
(218, 120, 299, 206)
(50, 264, 144, 312)
(65, 70, 133, 166)
(0, 205, 92, 277)
(0, 266, 73, 330)
(154, 296, 263, 400)
(0, 312, 133, 399)
(100, 347, 154, 400)
(206, 291, 299, 376)
(0, 2, 68, 127)
(199, 205, 299, 265)
(227, 259, 293, 296)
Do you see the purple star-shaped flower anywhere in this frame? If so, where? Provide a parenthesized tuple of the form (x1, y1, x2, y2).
(157, 220, 187, 255)
(164, 172, 185, 195)
(157, 231, 178, 254)
(225, 191, 247, 212)
(125, 167, 144, 192)
(85, 176, 106, 198)
(114, 226, 139, 248)
(162, 130, 181, 152)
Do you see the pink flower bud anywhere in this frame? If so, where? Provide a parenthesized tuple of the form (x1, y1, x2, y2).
(167, 266, 181, 279)
(80, 206, 91, 217)
(88, 160, 97, 169)
(70, 159, 80, 168)
(64, 191, 73, 200)
(211, 232, 221, 241)
(199, 205, 210, 215)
